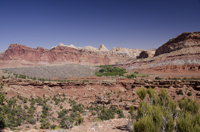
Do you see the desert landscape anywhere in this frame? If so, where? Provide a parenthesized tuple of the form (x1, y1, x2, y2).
(1, 0, 200, 131)
(0, 31, 200, 132)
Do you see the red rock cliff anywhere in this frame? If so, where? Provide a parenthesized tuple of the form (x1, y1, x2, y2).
(0, 44, 133, 67)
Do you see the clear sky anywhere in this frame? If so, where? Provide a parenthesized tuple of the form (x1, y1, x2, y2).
(0, 0, 200, 52)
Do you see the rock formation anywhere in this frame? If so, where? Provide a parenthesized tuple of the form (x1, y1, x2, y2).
(155, 32, 200, 56)
(115, 31, 200, 74)
(0, 44, 131, 68)
(0, 43, 156, 68)
(99, 44, 109, 51)
(137, 51, 154, 59)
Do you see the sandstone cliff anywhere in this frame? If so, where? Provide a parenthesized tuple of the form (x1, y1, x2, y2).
(115, 32, 200, 74)
(155, 32, 200, 56)
(0, 44, 134, 68)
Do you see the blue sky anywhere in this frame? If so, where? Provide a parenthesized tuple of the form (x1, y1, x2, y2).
(0, 0, 200, 52)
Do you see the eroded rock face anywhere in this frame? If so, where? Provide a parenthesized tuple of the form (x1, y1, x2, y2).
(155, 32, 200, 56)
(137, 51, 154, 59)
(0, 44, 134, 67)
(115, 32, 200, 74)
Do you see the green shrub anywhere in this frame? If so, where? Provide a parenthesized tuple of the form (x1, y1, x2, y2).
(60, 117, 73, 129)
(58, 109, 68, 118)
(127, 74, 136, 79)
(178, 89, 184, 95)
(50, 124, 57, 130)
(136, 88, 147, 100)
(24, 105, 28, 109)
(187, 92, 192, 96)
(75, 113, 84, 125)
(99, 108, 115, 120)
(131, 89, 200, 132)
(155, 77, 162, 80)
(147, 88, 156, 99)
(91, 111, 96, 115)
(0, 92, 5, 105)
(134, 71, 139, 74)
(117, 109, 124, 118)
(134, 116, 155, 132)
(95, 65, 127, 77)
(178, 98, 199, 114)
(40, 118, 50, 129)
(177, 112, 200, 132)
(132, 99, 136, 102)
(60, 105, 63, 109)
(0, 114, 6, 129)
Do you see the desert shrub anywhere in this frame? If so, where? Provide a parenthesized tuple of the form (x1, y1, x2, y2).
(132, 99, 136, 102)
(24, 105, 28, 109)
(28, 118, 37, 124)
(117, 109, 125, 118)
(177, 89, 184, 95)
(60, 117, 73, 129)
(35, 97, 43, 105)
(187, 92, 192, 96)
(177, 112, 200, 132)
(136, 88, 147, 100)
(0, 92, 5, 105)
(60, 105, 63, 109)
(131, 89, 200, 132)
(91, 111, 96, 115)
(99, 108, 115, 120)
(6, 97, 17, 108)
(40, 118, 50, 129)
(72, 103, 84, 113)
(0, 114, 6, 129)
(147, 87, 156, 99)
(23, 98, 28, 103)
(134, 71, 139, 74)
(127, 74, 136, 79)
(58, 109, 68, 118)
(75, 113, 84, 125)
(178, 98, 199, 114)
(160, 88, 169, 101)
(134, 116, 155, 132)
(17, 95, 23, 100)
(40, 104, 49, 118)
(155, 77, 162, 80)
(50, 124, 57, 130)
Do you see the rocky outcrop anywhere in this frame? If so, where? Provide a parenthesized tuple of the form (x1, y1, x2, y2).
(0, 44, 134, 67)
(137, 51, 154, 59)
(155, 32, 200, 56)
(114, 32, 200, 74)
(99, 44, 109, 51)
(111, 47, 143, 58)
(1, 78, 200, 90)
(0, 43, 157, 68)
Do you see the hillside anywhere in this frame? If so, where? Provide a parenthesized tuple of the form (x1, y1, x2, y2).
(115, 32, 200, 75)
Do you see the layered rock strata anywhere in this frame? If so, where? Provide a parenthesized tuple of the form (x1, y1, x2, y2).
(115, 32, 200, 73)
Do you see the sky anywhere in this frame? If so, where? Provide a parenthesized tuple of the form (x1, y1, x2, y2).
(0, 0, 200, 52)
